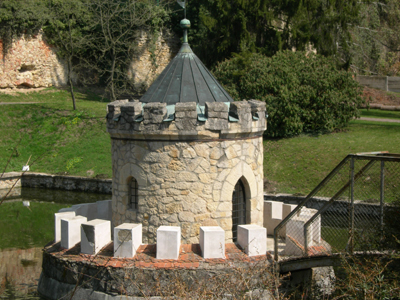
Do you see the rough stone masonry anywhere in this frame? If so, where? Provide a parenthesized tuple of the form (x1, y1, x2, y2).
(107, 100, 267, 244)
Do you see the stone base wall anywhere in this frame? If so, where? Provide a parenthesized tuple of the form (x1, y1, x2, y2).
(112, 137, 264, 244)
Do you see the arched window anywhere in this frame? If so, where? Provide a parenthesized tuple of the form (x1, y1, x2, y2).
(232, 179, 246, 242)
(128, 177, 138, 210)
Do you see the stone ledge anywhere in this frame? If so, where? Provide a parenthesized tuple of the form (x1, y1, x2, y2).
(0, 172, 112, 194)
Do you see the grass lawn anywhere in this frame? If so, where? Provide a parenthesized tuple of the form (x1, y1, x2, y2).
(360, 108, 400, 119)
(264, 120, 400, 195)
(0, 201, 68, 249)
(0, 88, 112, 178)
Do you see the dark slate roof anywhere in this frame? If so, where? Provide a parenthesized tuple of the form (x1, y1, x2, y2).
(140, 43, 234, 105)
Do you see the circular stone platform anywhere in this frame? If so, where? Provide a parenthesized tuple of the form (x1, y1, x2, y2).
(38, 242, 273, 299)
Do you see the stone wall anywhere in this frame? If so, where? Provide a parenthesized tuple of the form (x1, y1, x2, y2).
(107, 100, 267, 244)
(128, 30, 180, 92)
(0, 30, 179, 90)
(0, 32, 69, 88)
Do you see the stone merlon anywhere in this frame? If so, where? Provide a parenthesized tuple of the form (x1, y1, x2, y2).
(106, 100, 267, 140)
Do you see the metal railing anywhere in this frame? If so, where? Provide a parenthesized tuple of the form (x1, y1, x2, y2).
(274, 152, 400, 261)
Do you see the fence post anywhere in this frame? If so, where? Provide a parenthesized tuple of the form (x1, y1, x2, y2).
(380, 161, 385, 241)
(349, 157, 355, 255)
(385, 76, 389, 91)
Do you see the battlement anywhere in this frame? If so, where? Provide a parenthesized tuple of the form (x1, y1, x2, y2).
(106, 100, 267, 140)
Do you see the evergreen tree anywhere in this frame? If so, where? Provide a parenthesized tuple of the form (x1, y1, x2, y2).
(181, 0, 364, 67)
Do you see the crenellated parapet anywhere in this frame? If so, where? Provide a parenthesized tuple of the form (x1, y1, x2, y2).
(106, 100, 266, 140)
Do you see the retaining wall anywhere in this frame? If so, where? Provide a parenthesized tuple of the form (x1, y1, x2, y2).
(0, 172, 111, 194)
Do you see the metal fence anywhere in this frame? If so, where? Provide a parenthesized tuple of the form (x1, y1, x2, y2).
(274, 152, 400, 261)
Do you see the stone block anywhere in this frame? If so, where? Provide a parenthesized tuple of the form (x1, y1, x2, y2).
(237, 224, 267, 256)
(97, 200, 112, 221)
(248, 99, 267, 112)
(205, 102, 228, 113)
(207, 111, 228, 118)
(229, 101, 252, 128)
(143, 103, 167, 124)
(81, 219, 111, 255)
(61, 216, 87, 249)
(205, 118, 228, 130)
(114, 223, 142, 258)
(199, 226, 225, 259)
(156, 226, 181, 259)
(264, 201, 283, 236)
(120, 101, 142, 116)
(175, 102, 197, 112)
(54, 211, 75, 243)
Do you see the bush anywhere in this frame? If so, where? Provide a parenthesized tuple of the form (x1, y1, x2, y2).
(213, 51, 365, 137)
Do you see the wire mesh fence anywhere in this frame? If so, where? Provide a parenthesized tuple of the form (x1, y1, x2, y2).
(274, 152, 400, 260)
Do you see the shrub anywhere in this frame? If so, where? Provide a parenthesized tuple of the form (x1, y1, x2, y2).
(213, 51, 365, 137)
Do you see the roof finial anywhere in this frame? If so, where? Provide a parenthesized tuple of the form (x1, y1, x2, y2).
(177, 1, 190, 44)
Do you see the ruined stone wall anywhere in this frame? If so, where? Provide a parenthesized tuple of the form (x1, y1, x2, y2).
(0, 30, 179, 90)
(107, 100, 267, 244)
(0, 32, 68, 88)
(128, 30, 180, 92)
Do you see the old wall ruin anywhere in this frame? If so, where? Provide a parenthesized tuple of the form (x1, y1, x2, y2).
(0, 30, 179, 90)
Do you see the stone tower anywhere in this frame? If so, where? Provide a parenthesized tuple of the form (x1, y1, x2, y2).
(106, 18, 267, 244)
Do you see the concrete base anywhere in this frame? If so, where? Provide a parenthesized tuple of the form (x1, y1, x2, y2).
(156, 226, 180, 259)
(237, 225, 267, 256)
(114, 223, 142, 258)
(199, 226, 225, 259)
(61, 216, 87, 249)
(81, 219, 111, 255)
(54, 211, 75, 243)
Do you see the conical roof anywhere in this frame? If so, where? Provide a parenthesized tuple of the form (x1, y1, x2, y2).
(140, 43, 234, 106)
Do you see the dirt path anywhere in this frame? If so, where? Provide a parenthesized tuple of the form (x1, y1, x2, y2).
(359, 117, 400, 123)
(0, 102, 39, 105)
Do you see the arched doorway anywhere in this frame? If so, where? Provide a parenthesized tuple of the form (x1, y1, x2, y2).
(232, 178, 246, 242)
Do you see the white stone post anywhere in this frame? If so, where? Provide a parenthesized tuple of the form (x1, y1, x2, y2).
(281, 204, 298, 236)
(54, 211, 75, 243)
(237, 224, 267, 256)
(199, 226, 225, 259)
(114, 223, 142, 258)
(61, 216, 87, 249)
(156, 226, 181, 260)
(81, 219, 111, 255)
(264, 201, 283, 236)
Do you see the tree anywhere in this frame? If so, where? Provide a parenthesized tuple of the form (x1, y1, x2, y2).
(349, 0, 400, 75)
(44, 0, 91, 110)
(0, 0, 48, 56)
(86, 0, 172, 101)
(178, 0, 363, 68)
(213, 51, 364, 137)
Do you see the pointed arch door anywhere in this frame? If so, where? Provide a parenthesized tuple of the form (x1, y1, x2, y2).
(232, 179, 246, 242)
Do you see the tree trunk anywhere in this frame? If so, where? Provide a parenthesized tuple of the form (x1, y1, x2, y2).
(68, 56, 77, 110)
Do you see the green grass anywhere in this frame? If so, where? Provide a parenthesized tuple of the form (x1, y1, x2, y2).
(0, 88, 112, 177)
(264, 120, 400, 195)
(0, 201, 68, 249)
(360, 108, 400, 119)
